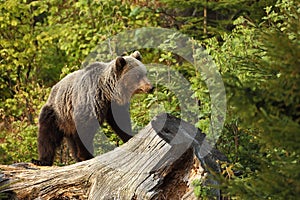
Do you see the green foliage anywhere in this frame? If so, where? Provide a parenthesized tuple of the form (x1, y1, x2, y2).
(0, 121, 38, 164)
(192, 179, 210, 199)
(93, 127, 117, 155)
(0, 1, 299, 199)
(204, 0, 300, 199)
(160, 0, 277, 38)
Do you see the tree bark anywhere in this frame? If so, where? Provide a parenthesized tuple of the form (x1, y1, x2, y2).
(0, 113, 227, 200)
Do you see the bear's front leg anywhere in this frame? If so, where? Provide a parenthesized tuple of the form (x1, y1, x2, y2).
(73, 108, 99, 161)
(106, 102, 133, 142)
(66, 132, 94, 162)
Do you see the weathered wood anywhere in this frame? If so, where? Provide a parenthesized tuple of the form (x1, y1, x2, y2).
(0, 114, 227, 200)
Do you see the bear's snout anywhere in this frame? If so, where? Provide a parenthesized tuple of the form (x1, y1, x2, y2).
(135, 83, 154, 94)
(148, 85, 154, 93)
(143, 83, 154, 93)
(134, 79, 154, 94)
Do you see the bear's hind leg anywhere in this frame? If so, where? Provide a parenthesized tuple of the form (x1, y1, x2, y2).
(66, 135, 79, 161)
(32, 105, 64, 166)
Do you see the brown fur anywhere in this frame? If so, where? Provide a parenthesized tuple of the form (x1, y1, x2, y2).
(32, 52, 153, 166)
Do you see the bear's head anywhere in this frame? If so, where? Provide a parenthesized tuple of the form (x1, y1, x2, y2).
(113, 51, 153, 105)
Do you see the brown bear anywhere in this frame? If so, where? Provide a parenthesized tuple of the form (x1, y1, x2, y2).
(32, 51, 153, 166)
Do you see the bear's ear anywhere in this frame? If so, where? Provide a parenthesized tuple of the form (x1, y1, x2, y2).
(116, 56, 127, 71)
(130, 51, 142, 61)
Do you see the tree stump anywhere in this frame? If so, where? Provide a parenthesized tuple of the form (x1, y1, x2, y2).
(0, 113, 227, 200)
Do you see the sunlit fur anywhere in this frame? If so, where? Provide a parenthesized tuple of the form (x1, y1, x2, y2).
(32, 51, 153, 166)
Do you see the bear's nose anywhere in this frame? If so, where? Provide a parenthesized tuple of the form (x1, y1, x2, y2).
(148, 85, 155, 93)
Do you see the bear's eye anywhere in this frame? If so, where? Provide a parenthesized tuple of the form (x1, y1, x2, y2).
(136, 74, 141, 79)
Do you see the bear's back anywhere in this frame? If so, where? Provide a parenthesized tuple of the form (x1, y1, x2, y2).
(47, 70, 83, 104)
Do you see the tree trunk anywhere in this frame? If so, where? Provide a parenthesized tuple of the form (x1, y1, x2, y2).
(0, 113, 227, 200)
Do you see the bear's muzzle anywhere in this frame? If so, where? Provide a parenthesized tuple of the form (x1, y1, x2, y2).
(133, 77, 154, 94)
(135, 83, 154, 94)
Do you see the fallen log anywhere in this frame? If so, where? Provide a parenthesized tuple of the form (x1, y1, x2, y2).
(0, 113, 227, 199)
